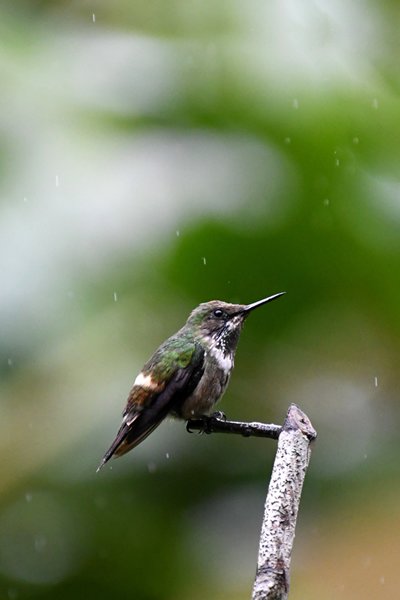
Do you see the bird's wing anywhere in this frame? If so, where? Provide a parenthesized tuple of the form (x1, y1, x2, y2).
(97, 339, 204, 470)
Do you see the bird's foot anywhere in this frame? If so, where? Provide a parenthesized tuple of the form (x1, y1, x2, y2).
(186, 421, 197, 434)
(210, 411, 226, 421)
(186, 411, 227, 435)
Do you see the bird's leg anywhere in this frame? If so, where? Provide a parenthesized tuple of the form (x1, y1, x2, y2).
(202, 411, 228, 433)
(186, 411, 227, 434)
(186, 416, 211, 434)
(186, 421, 198, 434)
(210, 410, 226, 421)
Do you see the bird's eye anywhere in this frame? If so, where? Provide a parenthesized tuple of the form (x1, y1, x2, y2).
(213, 309, 224, 318)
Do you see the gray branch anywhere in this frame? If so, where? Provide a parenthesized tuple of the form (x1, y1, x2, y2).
(252, 403, 317, 600)
(187, 404, 316, 599)
(186, 415, 282, 440)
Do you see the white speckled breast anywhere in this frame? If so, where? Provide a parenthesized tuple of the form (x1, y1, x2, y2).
(178, 350, 233, 419)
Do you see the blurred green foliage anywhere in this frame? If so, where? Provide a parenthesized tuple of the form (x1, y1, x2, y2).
(1, 1, 400, 599)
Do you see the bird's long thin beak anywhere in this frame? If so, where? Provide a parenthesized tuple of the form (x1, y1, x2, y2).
(242, 292, 286, 313)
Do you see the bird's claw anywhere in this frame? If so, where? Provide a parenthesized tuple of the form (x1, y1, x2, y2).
(186, 410, 226, 433)
(201, 412, 227, 434)
(186, 417, 211, 434)
(186, 411, 228, 435)
(186, 421, 196, 434)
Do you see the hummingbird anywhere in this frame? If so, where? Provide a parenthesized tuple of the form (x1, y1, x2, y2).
(97, 292, 285, 471)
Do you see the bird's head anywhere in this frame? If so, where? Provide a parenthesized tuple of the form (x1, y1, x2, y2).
(186, 292, 285, 353)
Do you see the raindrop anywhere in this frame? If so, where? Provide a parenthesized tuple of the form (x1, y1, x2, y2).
(92, 13, 96, 23)
(113, 292, 118, 302)
(176, 230, 180, 237)
(372, 98, 379, 109)
(335, 159, 340, 167)
(374, 376, 378, 388)
(23, 197, 28, 203)
(284, 137, 291, 145)
(55, 175, 59, 188)
(7, 358, 13, 367)
(25, 493, 33, 503)
(165, 453, 170, 459)
(380, 576, 385, 585)
(292, 99, 299, 109)
(352, 137, 359, 144)
(202, 257, 207, 266)
(323, 198, 330, 206)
